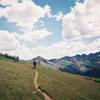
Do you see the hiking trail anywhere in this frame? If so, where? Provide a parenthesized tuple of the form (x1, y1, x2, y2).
(33, 69, 52, 100)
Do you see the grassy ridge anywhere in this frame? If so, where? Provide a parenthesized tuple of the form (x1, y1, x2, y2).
(0, 60, 34, 100)
(0, 60, 100, 100)
(37, 65, 100, 100)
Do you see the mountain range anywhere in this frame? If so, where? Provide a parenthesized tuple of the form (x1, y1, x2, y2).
(34, 52, 100, 78)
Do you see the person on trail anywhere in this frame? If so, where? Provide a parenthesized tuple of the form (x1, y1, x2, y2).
(32, 58, 37, 69)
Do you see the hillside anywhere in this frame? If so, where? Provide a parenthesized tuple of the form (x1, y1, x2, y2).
(0, 60, 34, 100)
(37, 65, 100, 100)
(0, 60, 100, 100)
(34, 52, 100, 78)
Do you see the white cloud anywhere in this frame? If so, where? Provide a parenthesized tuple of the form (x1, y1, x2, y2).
(0, 28, 52, 59)
(54, 12, 63, 21)
(15, 38, 100, 60)
(0, 31, 19, 51)
(0, 0, 53, 57)
(16, 28, 52, 43)
(62, 0, 100, 40)
(17, 46, 33, 60)
(84, 39, 100, 53)
(1, 32, 99, 60)
(0, 0, 51, 30)
(0, 0, 17, 5)
(44, 5, 52, 18)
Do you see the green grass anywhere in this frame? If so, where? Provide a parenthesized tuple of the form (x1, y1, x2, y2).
(37, 65, 100, 100)
(85, 77, 100, 83)
(0, 60, 100, 100)
(0, 60, 35, 100)
(0, 56, 13, 61)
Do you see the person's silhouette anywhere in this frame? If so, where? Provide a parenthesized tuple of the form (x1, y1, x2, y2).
(32, 58, 36, 69)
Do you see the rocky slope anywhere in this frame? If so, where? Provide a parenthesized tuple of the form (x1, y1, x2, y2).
(33, 52, 100, 77)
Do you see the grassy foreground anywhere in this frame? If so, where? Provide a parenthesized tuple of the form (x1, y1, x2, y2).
(38, 65, 100, 100)
(0, 60, 100, 100)
(0, 60, 35, 100)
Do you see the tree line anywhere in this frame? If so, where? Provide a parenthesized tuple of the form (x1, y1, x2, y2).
(0, 53, 19, 61)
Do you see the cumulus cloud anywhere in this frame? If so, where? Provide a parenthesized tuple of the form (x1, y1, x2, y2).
(0, 31, 19, 51)
(0, 0, 17, 5)
(0, 0, 52, 55)
(54, 12, 63, 21)
(62, 0, 100, 40)
(16, 28, 52, 43)
(1, 33, 99, 60)
(36, 39, 99, 59)
(0, 0, 52, 30)
(0, 0, 53, 59)
(14, 39, 100, 60)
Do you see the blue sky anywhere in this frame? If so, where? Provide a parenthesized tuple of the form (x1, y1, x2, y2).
(0, 0, 100, 59)
(0, 17, 21, 33)
(33, 0, 77, 14)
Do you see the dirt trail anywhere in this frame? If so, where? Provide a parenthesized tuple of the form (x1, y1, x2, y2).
(34, 70, 52, 100)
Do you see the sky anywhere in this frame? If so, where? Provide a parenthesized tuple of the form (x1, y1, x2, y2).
(0, 0, 100, 60)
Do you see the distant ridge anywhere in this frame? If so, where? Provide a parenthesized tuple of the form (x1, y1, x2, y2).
(33, 51, 100, 78)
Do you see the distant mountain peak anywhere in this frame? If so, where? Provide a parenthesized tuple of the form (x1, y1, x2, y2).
(33, 56, 50, 65)
(35, 56, 44, 59)
(34, 56, 46, 62)
(31, 52, 100, 77)
(36, 56, 43, 58)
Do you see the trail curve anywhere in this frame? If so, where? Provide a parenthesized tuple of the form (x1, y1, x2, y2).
(33, 70, 52, 100)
